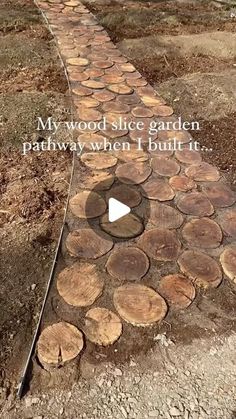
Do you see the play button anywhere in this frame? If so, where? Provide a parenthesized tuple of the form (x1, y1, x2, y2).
(108, 198, 131, 223)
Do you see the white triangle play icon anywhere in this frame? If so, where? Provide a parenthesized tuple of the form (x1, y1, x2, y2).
(108, 198, 131, 222)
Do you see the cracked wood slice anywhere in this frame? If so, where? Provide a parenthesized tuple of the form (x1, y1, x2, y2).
(106, 247, 149, 281)
(217, 209, 236, 238)
(102, 101, 130, 114)
(169, 175, 196, 192)
(114, 144, 148, 162)
(142, 178, 175, 201)
(185, 162, 220, 182)
(151, 157, 180, 177)
(81, 152, 117, 169)
(182, 218, 222, 249)
(175, 148, 202, 165)
(220, 246, 236, 282)
(158, 274, 195, 310)
(81, 171, 115, 191)
(100, 213, 144, 239)
(178, 250, 222, 288)
(106, 185, 142, 208)
(107, 84, 134, 95)
(57, 262, 104, 307)
(131, 106, 153, 118)
(150, 202, 184, 229)
(152, 105, 174, 117)
(66, 57, 89, 66)
(66, 229, 113, 259)
(116, 162, 151, 185)
(113, 284, 167, 326)
(177, 192, 214, 216)
(84, 308, 122, 346)
(202, 182, 236, 208)
(69, 191, 106, 219)
(37, 322, 83, 367)
(138, 228, 181, 261)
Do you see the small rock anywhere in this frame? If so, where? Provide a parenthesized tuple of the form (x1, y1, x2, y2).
(149, 410, 160, 417)
(114, 368, 123, 377)
(170, 406, 181, 416)
(31, 284, 37, 291)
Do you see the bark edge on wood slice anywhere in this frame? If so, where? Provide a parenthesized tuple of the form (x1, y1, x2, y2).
(220, 246, 236, 283)
(138, 228, 181, 261)
(158, 274, 196, 310)
(69, 191, 107, 219)
(84, 307, 122, 346)
(66, 229, 113, 259)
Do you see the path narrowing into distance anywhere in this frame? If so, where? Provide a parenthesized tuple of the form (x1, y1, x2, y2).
(35, 0, 236, 370)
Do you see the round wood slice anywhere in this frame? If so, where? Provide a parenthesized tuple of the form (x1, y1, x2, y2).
(202, 182, 236, 208)
(124, 71, 142, 80)
(72, 86, 93, 97)
(117, 94, 140, 105)
(130, 129, 157, 144)
(70, 72, 89, 82)
(116, 162, 152, 185)
(57, 262, 104, 307)
(114, 145, 148, 162)
(84, 308, 122, 346)
(149, 149, 173, 159)
(175, 148, 202, 165)
(81, 171, 115, 191)
(119, 63, 136, 73)
(113, 284, 167, 326)
(100, 213, 144, 239)
(69, 191, 106, 219)
(217, 209, 236, 238)
(65, 1, 81, 7)
(182, 218, 222, 249)
(93, 91, 116, 102)
(106, 247, 149, 281)
(93, 60, 114, 69)
(131, 107, 153, 118)
(81, 80, 105, 89)
(141, 95, 165, 107)
(158, 130, 191, 144)
(150, 202, 184, 229)
(169, 175, 196, 192)
(107, 84, 134, 95)
(185, 163, 220, 182)
(158, 274, 196, 309)
(84, 68, 105, 78)
(127, 78, 147, 88)
(152, 105, 174, 117)
(151, 157, 180, 177)
(220, 246, 236, 282)
(142, 178, 175, 201)
(66, 229, 113, 259)
(77, 108, 102, 122)
(138, 228, 181, 261)
(37, 322, 83, 367)
(178, 250, 222, 288)
(66, 57, 89, 66)
(75, 97, 100, 108)
(81, 152, 117, 169)
(105, 67, 123, 76)
(101, 75, 125, 84)
(106, 185, 141, 208)
(103, 101, 130, 114)
(177, 192, 214, 216)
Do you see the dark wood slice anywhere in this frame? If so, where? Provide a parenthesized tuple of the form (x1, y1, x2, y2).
(217, 209, 236, 238)
(177, 192, 214, 216)
(131, 107, 153, 118)
(66, 229, 113, 259)
(114, 144, 148, 162)
(220, 246, 236, 282)
(138, 228, 181, 261)
(81, 171, 115, 191)
(100, 213, 144, 239)
(142, 178, 175, 201)
(185, 163, 220, 182)
(202, 182, 236, 208)
(84, 308, 122, 346)
(100, 125, 129, 138)
(106, 185, 142, 208)
(149, 202, 184, 229)
(151, 157, 180, 177)
(130, 129, 158, 144)
(117, 94, 140, 105)
(69, 191, 106, 219)
(178, 250, 222, 288)
(81, 152, 118, 169)
(182, 218, 222, 249)
(113, 283, 167, 326)
(158, 274, 196, 309)
(152, 105, 174, 117)
(149, 149, 173, 159)
(116, 162, 152, 185)
(169, 175, 196, 192)
(175, 148, 202, 165)
(106, 247, 149, 281)
(136, 86, 155, 96)
(102, 101, 130, 114)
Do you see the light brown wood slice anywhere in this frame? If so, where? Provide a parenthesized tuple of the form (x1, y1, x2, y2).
(81, 171, 115, 191)
(151, 157, 180, 177)
(66, 229, 113, 259)
(169, 175, 196, 192)
(131, 106, 153, 118)
(106, 185, 141, 208)
(84, 308, 122, 346)
(113, 284, 167, 326)
(149, 149, 173, 159)
(150, 202, 184, 229)
(142, 178, 175, 201)
(177, 192, 214, 216)
(69, 72, 89, 82)
(37, 322, 83, 367)
(77, 108, 102, 122)
(217, 209, 236, 238)
(101, 124, 129, 138)
(72, 86, 93, 97)
(141, 95, 165, 107)
(81, 80, 105, 89)
(152, 105, 174, 117)
(116, 162, 152, 185)
(130, 129, 157, 144)
(93, 60, 114, 69)
(105, 67, 123, 76)
(127, 78, 147, 87)
(178, 250, 222, 288)
(202, 182, 236, 208)
(158, 274, 196, 309)
(65, 1, 80, 6)
(158, 130, 191, 144)
(119, 63, 136, 73)
(182, 218, 222, 249)
(114, 144, 148, 162)
(175, 148, 202, 165)
(66, 57, 89, 66)
(100, 213, 144, 239)
(75, 97, 100, 108)
(117, 94, 140, 105)
(107, 84, 134, 95)
(84, 68, 105, 78)
(69, 191, 106, 219)
(57, 262, 104, 307)
(93, 90, 116, 102)
(106, 247, 149, 281)
(185, 163, 220, 182)
(81, 152, 117, 169)
(103, 101, 130, 114)
(101, 75, 125, 84)
(220, 246, 236, 282)
(138, 228, 181, 261)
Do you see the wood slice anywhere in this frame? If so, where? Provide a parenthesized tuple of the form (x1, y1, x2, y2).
(119, 63, 136, 73)
(101, 75, 125, 84)
(84, 308, 122, 346)
(116, 162, 152, 185)
(158, 130, 191, 144)
(217, 209, 236, 238)
(69, 72, 89, 82)
(93, 90, 116, 102)
(113, 284, 167, 326)
(105, 67, 123, 76)
(220, 246, 236, 282)
(37, 322, 83, 367)
(81, 171, 115, 191)
(158, 274, 196, 309)
(107, 84, 134, 95)
(69, 191, 106, 219)
(182, 218, 222, 249)
(131, 106, 153, 118)
(150, 202, 184, 229)
(93, 60, 114, 69)
(175, 148, 202, 165)
(151, 157, 180, 177)
(81, 152, 117, 169)
(152, 105, 174, 117)
(141, 95, 165, 107)
(130, 129, 157, 144)
(106, 185, 141, 208)
(81, 80, 105, 89)
(117, 94, 140, 105)
(77, 108, 102, 122)
(106, 246, 149, 281)
(185, 163, 220, 182)
(66, 57, 89, 66)
(72, 86, 93, 97)
(75, 97, 100, 108)
(66, 229, 113, 259)
(169, 175, 196, 192)
(178, 250, 222, 288)
(65, 1, 80, 7)
(149, 149, 173, 159)
(103, 101, 130, 114)
(138, 228, 181, 261)
(114, 144, 148, 162)
(101, 125, 129, 138)
(142, 178, 175, 201)
(57, 262, 104, 307)
(100, 213, 144, 239)
(177, 192, 214, 216)
(202, 182, 236, 208)
(127, 78, 147, 88)
(84, 68, 105, 78)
